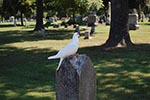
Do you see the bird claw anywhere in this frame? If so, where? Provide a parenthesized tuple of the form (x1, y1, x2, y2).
(71, 53, 78, 58)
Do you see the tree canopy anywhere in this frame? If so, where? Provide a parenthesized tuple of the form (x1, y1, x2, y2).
(54, 0, 103, 16)
(1, 0, 35, 19)
(1, 0, 150, 19)
(0, 0, 3, 17)
(18, 0, 35, 18)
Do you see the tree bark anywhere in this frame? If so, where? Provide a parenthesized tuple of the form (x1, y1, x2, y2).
(20, 11, 24, 26)
(72, 9, 76, 24)
(34, 0, 44, 31)
(103, 0, 133, 47)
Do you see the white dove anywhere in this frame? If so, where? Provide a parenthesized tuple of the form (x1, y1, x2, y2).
(48, 32, 80, 70)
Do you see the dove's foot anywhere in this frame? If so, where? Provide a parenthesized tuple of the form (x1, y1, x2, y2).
(71, 53, 78, 57)
(71, 53, 78, 62)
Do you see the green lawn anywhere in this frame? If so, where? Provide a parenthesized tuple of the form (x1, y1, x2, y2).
(0, 22, 150, 100)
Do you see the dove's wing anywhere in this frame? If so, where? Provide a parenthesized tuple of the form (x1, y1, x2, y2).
(48, 41, 78, 60)
(59, 41, 78, 58)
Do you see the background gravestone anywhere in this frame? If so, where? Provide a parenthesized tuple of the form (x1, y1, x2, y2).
(84, 31, 90, 39)
(128, 14, 139, 30)
(87, 14, 97, 26)
(56, 54, 96, 100)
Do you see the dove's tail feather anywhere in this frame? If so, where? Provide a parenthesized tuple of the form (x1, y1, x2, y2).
(48, 54, 60, 59)
(56, 58, 63, 70)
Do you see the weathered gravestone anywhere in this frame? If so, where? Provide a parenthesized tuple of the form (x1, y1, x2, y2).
(87, 14, 97, 26)
(74, 25, 80, 34)
(87, 14, 97, 35)
(9, 16, 14, 22)
(56, 54, 96, 100)
(128, 14, 139, 30)
(84, 31, 90, 39)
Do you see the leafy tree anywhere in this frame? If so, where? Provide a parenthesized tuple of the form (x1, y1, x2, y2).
(55, 0, 103, 23)
(43, 0, 55, 11)
(146, 0, 150, 7)
(103, 0, 133, 47)
(2, 0, 19, 19)
(0, 0, 2, 9)
(128, 0, 150, 20)
(43, 0, 56, 17)
(1, 0, 35, 25)
(55, 0, 80, 23)
(18, 0, 35, 26)
(103, 0, 150, 16)
(0, 0, 3, 19)
(144, 0, 150, 14)
(87, 0, 103, 11)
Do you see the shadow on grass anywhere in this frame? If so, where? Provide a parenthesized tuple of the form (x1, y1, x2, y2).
(0, 29, 74, 45)
(0, 24, 15, 28)
(0, 46, 58, 100)
(0, 43, 150, 100)
(79, 44, 150, 100)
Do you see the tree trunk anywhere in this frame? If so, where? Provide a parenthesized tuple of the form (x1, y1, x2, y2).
(137, 4, 141, 21)
(20, 11, 24, 26)
(72, 9, 76, 24)
(34, 0, 44, 31)
(103, 0, 133, 47)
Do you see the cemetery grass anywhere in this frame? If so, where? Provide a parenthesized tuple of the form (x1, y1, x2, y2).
(0, 22, 150, 100)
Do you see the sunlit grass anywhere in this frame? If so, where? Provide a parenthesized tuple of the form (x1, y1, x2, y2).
(0, 22, 150, 100)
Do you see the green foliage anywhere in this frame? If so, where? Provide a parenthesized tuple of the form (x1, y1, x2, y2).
(0, 0, 104, 19)
(18, 0, 36, 17)
(129, 0, 150, 14)
(146, 0, 150, 7)
(2, 0, 18, 18)
(43, 0, 55, 14)
(87, 0, 103, 11)
(53, 0, 103, 17)
(0, 0, 3, 16)
(0, 0, 2, 8)
(1, 0, 35, 19)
